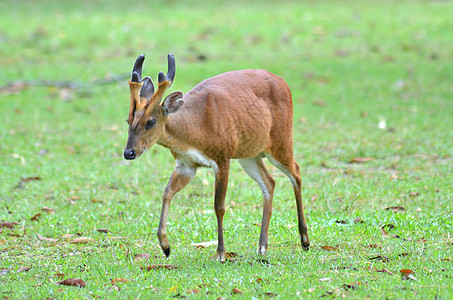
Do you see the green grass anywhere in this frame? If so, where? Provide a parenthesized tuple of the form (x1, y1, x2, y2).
(1, 0, 452, 298)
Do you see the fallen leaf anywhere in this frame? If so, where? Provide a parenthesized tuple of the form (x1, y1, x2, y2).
(55, 272, 65, 278)
(232, 288, 243, 295)
(41, 207, 55, 213)
(308, 288, 316, 293)
(97, 228, 109, 234)
(190, 240, 217, 249)
(17, 266, 31, 273)
(30, 213, 41, 221)
(310, 194, 318, 202)
(58, 278, 86, 288)
(335, 220, 348, 224)
(16, 176, 41, 189)
(133, 253, 152, 261)
(37, 234, 58, 243)
(0, 221, 19, 229)
(20, 176, 41, 182)
(417, 238, 427, 243)
(354, 217, 364, 224)
(381, 224, 395, 231)
(111, 278, 129, 284)
(376, 268, 393, 275)
(255, 278, 264, 283)
(319, 277, 332, 282)
(143, 264, 179, 271)
(400, 269, 417, 280)
(369, 255, 390, 263)
(349, 157, 374, 163)
(69, 237, 94, 244)
(321, 246, 338, 251)
(409, 192, 419, 197)
(385, 206, 405, 213)
(262, 292, 278, 297)
(399, 252, 409, 257)
(168, 285, 178, 292)
(380, 228, 388, 236)
(187, 288, 201, 295)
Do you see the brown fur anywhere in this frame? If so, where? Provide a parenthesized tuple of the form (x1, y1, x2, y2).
(125, 58, 309, 261)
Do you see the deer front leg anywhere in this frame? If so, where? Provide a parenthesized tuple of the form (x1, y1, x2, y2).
(214, 161, 230, 262)
(157, 161, 196, 257)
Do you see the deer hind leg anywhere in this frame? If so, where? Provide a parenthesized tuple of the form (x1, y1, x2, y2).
(158, 160, 196, 257)
(237, 157, 275, 255)
(214, 161, 230, 262)
(265, 153, 310, 250)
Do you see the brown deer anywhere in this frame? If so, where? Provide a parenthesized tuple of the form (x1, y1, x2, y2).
(124, 54, 309, 261)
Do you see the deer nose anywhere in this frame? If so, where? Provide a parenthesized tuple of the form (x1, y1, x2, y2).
(124, 149, 136, 160)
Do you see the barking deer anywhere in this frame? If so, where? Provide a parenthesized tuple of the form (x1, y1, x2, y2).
(124, 54, 309, 261)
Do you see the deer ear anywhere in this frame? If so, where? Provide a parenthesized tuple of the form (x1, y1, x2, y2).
(162, 91, 184, 116)
(140, 76, 155, 101)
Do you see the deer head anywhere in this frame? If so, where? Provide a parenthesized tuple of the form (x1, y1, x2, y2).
(124, 54, 184, 160)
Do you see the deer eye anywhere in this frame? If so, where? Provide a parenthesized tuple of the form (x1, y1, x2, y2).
(145, 119, 156, 130)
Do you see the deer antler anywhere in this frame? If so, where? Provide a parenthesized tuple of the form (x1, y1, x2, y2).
(128, 54, 176, 127)
(146, 54, 176, 109)
(128, 54, 146, 126)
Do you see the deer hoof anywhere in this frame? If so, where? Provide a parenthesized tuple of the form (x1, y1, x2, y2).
(163, 247, 171, 257)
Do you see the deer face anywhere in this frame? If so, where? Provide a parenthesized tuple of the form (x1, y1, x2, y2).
(124, 54, 184, 160)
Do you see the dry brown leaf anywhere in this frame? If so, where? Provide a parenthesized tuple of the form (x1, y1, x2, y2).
(97, 228, 109, 234)
(348, 157, 374, 163)
(417, 238, 428, 242)
(30, 213, 41, 221)
(0, 221, 19, 229)
(335, 220, 348, 224)
(58, 278, 86, 288)
(41, 207, 55, 213)
(55, 272, 65, 278)
(321, 245, 338, 251)
(133, 253, 152, 261)
(400, 269, 417, 280)
(232, 288, 243, 295)
(143, 264, 179, 271)
(354, 217, 364, 224)
(255, 278, 264, 283)
(385, 206, 405, 213)
(69, 237, 94, 244)
(17, 266, 31, 273)
(111, 278, 129, 284)
(375, 268, 393, 275)
(409, 192, 419, 197)
(21, 176, 42, 182)
(262, 292, 278, 297)
(187, 288, 201, 295)
(369, 255, 390, 263)
(37, 234, 58, 243)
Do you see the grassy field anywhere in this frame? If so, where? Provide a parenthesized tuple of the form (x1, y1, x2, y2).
(1, 0, 452, 298)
